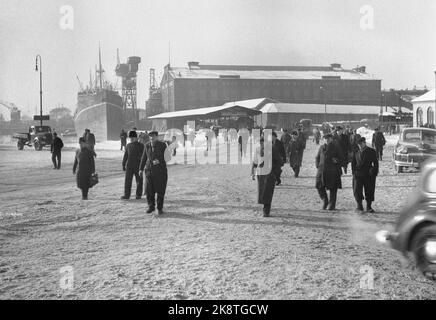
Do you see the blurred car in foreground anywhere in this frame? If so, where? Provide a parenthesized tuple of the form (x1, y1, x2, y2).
(376, 157, 436, 279)
(393, 127, 436, 173)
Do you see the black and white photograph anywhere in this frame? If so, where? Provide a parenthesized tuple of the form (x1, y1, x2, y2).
(1, 0, 436, 305)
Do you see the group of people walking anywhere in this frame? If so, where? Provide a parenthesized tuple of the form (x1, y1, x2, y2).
(73, 128, 170, 214)
(252, 125, 385, 217)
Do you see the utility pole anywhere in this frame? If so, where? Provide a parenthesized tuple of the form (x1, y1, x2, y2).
(35, 54, 43, 126)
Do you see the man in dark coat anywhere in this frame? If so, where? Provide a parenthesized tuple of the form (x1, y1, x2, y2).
(83, 128, 96, 152)
(139, 131, 171, 214)
(372, 127, 386, 160)
(120, 129, 127, 151)
(272, 131, 286, 185)
(296, 127, 306, 167)
(121, 130, 145, 200)
(287, 131, 302, 178)
(315, 133, 343, 211)
(333, 126, 351, 174)
(251, 136, 282, 217)
(281, 129, 291, 150)
(352, 137, 379, 213)
(51, 132, 64, 169)
(73, 137, 95, 200)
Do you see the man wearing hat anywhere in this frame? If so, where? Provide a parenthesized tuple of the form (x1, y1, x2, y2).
(315, 133, 343, 211)
(121, 130, 144, 200)
(372, 127, 386, 161)
(272, 131, 286, 185)
(50, 132, 64, 169)
(333, 126, 350, 174)
(139, 131, 171, 214)
(351, 136, 379, 213)
(287, 131, 302, 178)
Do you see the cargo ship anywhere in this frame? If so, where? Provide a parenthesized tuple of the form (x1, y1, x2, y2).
(74, 46, 123, 141)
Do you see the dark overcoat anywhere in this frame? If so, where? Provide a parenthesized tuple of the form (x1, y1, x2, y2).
(122, 141, 145, 171)
(140, 141, 169, 195)
(255, 144, 282, 205)
(315, 142, 342, 190)
(73, 147, 95, 189)
(287, 139, 301, 167)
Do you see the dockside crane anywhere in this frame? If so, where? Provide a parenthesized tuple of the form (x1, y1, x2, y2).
(0, 100, 22, 121)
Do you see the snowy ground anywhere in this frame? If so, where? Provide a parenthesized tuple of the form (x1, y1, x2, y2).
(1, 133, 436, 300)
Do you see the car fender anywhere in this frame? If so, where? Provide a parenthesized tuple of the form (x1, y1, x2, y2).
(398, 210, 436, 253)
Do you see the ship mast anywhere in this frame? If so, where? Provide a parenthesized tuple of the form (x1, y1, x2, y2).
(98, 43, 103, 89)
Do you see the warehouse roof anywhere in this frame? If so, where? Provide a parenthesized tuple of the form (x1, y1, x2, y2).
(168, 63, 379, 80)
(412, 88, 435, 103)
(148, 104, 261, 119)
(260, 103, 382, 114)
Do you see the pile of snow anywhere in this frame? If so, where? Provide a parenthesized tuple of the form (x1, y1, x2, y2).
(356, 126, 374, 142)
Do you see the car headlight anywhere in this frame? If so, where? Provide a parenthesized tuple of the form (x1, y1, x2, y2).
(423, 169, 436, 193)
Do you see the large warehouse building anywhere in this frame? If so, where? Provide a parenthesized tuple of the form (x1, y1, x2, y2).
(155, 62, 381, 114)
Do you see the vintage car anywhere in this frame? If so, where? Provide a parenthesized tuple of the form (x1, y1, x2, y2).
(393, 127, 436, 173)
(376, 157, 436, 279)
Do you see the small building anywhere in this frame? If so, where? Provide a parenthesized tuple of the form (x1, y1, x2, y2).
(412, 88, 435, 127)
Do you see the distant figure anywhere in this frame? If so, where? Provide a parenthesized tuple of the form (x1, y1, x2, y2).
(51, 132, 64, 169)
(83, 128, 96, 152)
(73, 137, 96, 200)
(139, 131, 171, 215)
(121, 130, 144, 200)
(120, 129, 127, 151)
(352, 137, 379, 213)
(372, 127, 386, 161)
(272, 131, 286, 185)
(287, 131, 302, 178)
(281, 129, 291, 150)
(313, 127, 321, 145)
(296, 128, 306, 167)
(315, 133, 343, 211)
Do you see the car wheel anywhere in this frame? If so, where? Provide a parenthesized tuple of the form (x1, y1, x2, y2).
(411, 224, 436, 280)
(395, 165, 403, 173)
(34, 140, 42, 151)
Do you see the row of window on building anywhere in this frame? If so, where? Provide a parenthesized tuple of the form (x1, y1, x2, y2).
(416, 106, 435, 127)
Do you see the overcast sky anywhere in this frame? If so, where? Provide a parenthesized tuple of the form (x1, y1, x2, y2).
(0, 0, 435, 118)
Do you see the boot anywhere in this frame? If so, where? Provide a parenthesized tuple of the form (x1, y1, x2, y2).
(263, 204, 271, 217)
(322, 197, 329, 210)
(366, 201, 375, 213)
(327, 189, 337, 211)
(355, 201, 364, 213)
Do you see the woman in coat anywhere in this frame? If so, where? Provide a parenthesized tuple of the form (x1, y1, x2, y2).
(315, 133, 343, 211)
(73, 137, 95, 200)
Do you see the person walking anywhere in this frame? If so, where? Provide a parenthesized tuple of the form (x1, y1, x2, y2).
(251, 136, 282, 217)
(334, 126, 350, 174)
(139, 131, 171, 214)
(51, 132, 64, 169)
(287, 131, 302, 178)
(83, 128, 96, 152)
(73, 137, 95, 200)
(352, 137, 379, 213)
(372, 127, 386, 161)
(272, 131, 286, 185)
(315, 133, 343, 211)
(121, 130, 145, 200)
(120, 129, 127, 151)
(313, 127, 321, 145)
(296, 127, 306, 167)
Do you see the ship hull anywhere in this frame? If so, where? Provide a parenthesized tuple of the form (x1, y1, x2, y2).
(74, 90, 123, 142)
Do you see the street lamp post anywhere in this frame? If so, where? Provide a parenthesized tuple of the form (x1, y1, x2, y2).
(320, 85, 326, 123)
(35, 55, 43, 126)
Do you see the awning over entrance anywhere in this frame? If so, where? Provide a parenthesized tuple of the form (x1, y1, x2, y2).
(148, 104, 261, 120)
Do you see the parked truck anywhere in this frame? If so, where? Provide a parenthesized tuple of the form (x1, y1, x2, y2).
(13, 125, 53, 150)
